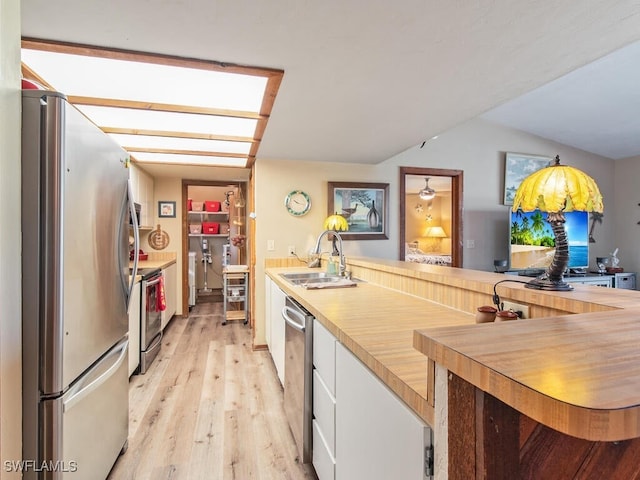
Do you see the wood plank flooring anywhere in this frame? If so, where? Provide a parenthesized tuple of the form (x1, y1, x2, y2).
(108, 302, 317, 480)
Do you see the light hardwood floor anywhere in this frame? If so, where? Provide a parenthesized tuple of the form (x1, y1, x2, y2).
(108, 302, 317, 480)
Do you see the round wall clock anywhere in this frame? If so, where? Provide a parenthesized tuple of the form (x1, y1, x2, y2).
(285, 190, 311, 216)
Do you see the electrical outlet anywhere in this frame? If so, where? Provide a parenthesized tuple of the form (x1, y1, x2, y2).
(501, 301, 529, 319)
(288, 245, 296, 256)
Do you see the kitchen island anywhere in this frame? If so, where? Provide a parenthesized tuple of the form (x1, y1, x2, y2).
(414, 302, 640, 479)
(267, 257, 640, 479)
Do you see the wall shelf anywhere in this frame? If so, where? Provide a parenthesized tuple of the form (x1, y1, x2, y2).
(188, 211, 228, 216)
(188, 233, 229, 238)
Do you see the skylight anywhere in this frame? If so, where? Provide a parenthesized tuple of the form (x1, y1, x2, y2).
(21, 39, 283, 168)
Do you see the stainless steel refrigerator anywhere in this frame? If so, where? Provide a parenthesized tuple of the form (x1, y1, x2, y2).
(21, 90, 137, 479)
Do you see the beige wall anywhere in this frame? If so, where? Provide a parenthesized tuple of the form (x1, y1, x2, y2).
(150, 177, 185, 314)
(252, 118, 617, 345)
(0, 0, 22, 476)
(253, 158, 396, 344)
(613, 154, 640, 273)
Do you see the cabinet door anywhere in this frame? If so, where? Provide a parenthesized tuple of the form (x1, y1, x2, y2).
(129, 165, 139, 203)
(136, 168, 154, 227)
(335, 343, 429, 480)
(128, 281, 141, 376)
(269, 280, 287, 386)
(313, 319, 336, 396)
(161, 263, 177, 330)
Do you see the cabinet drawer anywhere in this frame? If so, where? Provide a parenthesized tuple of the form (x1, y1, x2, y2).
(313, 369, 336, 456)
(616, 274, 636, 290)
(313, 319, 336, 395)
(312, 419, 335, 480)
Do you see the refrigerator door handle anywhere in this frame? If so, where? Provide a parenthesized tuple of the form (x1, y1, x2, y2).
(63, 339, 129, 412)
(123, 178, 139, 311)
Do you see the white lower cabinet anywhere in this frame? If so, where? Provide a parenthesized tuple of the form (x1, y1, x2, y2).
(128, 280, 141, 377)
(313, 418, 335, 480)
(335, 342, 430, 480)
(313, 320, 337, 479)
(266, 276, 286, 386)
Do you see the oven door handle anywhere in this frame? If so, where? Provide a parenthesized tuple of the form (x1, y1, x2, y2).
(145, 276, 162, 287)
(282, 306, 306, 332)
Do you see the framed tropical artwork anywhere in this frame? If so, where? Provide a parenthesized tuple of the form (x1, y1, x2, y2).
(503, 152, 552, 205)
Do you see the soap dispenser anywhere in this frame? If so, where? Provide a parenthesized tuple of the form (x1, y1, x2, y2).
(326, 256, 338, 275)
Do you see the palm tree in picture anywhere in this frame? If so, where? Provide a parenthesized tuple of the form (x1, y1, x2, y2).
(589, 212, 603, 243)
(530, 211, 546, 241)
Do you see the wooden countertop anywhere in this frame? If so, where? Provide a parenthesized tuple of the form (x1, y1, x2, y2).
(269, 258, 640, 440)
(130, 258, 176, 271)
(266, 266, 475, 425)
(129, 258, 176, 283)
(414, 306, 640, 441)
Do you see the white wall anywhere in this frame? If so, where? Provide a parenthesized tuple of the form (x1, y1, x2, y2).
(0, 0, 22, 476)
(253, 117, 617, 345)
(613, 155, 640, 273)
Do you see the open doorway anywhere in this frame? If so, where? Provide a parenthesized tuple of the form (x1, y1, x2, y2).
(399, 167, 464, 267)
(181, 180, 247, 310)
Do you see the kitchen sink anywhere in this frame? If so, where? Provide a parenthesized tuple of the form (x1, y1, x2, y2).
(279, 272, 363, 289)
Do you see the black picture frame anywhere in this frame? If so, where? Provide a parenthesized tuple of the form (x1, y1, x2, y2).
(158, 201, 176, 218)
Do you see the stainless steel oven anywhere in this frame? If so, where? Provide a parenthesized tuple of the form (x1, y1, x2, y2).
(282, 296, 314, 464)
(139, 268, 162, 374)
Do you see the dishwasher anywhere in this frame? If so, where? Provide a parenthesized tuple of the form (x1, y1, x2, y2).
(282, 296, 314, 464)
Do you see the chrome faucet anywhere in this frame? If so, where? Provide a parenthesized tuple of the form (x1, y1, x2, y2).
(310, 230, 346, 276)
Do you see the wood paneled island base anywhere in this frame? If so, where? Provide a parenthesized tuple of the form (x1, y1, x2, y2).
(448, 373, 640, 480)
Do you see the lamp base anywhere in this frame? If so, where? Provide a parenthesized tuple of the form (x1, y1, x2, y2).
(525, 277, 574, 291)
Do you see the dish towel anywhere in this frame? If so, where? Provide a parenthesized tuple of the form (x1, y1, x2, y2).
(157, 275, 167, 312)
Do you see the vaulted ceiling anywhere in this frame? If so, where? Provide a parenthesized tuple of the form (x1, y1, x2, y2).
(20, 1, 640, 179)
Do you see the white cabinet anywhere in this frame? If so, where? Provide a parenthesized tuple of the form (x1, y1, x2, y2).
(128, 280, 141, 377)
(566, 275, 613, 287)
(129, 164, 154, 228)
(161, 263, 177, 330)
(265, 276, 286, 386)
(614, 272, 636, 290)
(313, 320, 337, 480)
(335, 342, 430, 480)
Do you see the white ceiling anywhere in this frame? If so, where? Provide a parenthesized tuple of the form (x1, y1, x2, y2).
(481, 39, 640, 160)
(20, 1, 640, 173)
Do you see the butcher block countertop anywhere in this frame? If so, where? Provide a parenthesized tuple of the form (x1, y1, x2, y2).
(414, 309, 640, 441)
(266, 265, 475, 426)
(267, 258, 640, 438)
(132, 258, 176, 270)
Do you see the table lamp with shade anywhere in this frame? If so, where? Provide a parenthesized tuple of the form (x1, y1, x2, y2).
(511, 155, 604, 291)
(423, 225, 447, 252)
(323, 213, 349, 256)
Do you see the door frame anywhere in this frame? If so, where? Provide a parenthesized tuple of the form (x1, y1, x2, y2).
(399, 167, 464, 267)
(180, 179, 248, 315)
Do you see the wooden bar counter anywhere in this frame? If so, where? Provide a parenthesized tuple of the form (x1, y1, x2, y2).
(413, 282, 640, 478)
